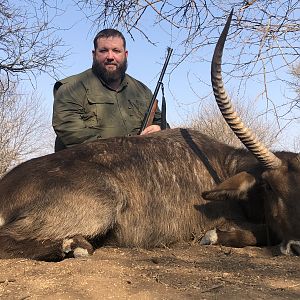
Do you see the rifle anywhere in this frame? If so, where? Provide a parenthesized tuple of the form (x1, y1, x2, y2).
(139, 47, 173, 134)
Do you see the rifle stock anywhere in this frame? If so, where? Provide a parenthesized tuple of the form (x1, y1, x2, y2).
(143, 99, 158, 130)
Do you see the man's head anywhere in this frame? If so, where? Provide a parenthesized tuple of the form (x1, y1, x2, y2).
(93, 29, 126, 50)
(92, 29, 128, 87)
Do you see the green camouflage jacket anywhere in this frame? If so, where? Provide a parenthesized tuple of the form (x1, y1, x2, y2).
(52, 69, 161, 148)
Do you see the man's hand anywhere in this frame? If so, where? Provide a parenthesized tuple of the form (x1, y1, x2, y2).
(140, 125, 161, 135)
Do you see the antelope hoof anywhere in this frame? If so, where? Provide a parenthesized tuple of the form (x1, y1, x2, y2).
(200, 228, 218, 245)
(62, 235, 94, 258)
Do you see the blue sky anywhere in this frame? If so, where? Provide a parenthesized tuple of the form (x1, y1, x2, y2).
(32, 2, 299, 151)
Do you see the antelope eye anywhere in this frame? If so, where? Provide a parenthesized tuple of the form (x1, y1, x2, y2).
(262, 181, 272, 191)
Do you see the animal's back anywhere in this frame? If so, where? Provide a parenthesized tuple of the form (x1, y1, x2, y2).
(0, 129, 239, 259)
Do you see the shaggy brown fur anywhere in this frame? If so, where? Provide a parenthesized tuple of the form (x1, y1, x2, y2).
(0, 128, 299, 260)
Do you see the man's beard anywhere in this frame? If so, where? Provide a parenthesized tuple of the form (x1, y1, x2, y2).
(92, 58, 127, 85)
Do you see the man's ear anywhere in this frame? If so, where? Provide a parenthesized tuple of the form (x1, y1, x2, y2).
(202, 171, 257, 201)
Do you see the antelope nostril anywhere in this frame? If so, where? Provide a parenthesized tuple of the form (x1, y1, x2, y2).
(290, 242, 300, 256)
(280, 240, 300, 256)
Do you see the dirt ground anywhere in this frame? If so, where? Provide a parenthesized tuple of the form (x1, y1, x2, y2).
(0, 244, 299, 300)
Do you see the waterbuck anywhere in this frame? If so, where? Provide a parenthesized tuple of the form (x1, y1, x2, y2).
(0, 11, 299, 260)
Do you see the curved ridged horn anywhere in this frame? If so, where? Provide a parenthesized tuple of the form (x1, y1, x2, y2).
(211, 9, 282, 169)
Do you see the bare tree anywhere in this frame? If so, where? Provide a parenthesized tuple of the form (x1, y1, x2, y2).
(0, 0, 67, 87)
(183, 96, 279, 149)
(293, 138, 300, 152)
(290, 63, 300, 109)
(288, 62, 300, 151)
(0, 80, 53, 177)
(73, 0, 300, 124)
(0, 0, 68, 174)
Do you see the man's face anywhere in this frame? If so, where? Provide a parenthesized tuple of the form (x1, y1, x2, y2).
(92, 36, 128, 84)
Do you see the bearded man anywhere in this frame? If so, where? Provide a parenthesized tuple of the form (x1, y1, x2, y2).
(52, 29, 162, 151)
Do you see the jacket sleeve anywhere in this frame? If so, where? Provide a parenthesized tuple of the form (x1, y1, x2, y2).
(52, 80, 100, 147)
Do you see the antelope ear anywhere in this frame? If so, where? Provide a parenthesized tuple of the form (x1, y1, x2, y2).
(291, 154, 300, 171)
(202, 171, 257, 201)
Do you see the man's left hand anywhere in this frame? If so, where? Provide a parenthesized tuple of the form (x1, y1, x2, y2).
(140, 125, 161, 135)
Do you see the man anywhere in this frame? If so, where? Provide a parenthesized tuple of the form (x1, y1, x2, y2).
(52, 29, 162, 151)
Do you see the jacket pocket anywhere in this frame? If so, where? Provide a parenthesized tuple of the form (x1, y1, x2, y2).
(128, 98, 149, 120)
(87, 96, 116, 127)
(80, 111, 97, 127)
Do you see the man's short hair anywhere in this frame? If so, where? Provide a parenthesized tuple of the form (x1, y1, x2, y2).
(93, 29, 126, 50)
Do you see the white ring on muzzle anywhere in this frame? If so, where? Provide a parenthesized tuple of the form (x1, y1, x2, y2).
(280, 240, 300, 256)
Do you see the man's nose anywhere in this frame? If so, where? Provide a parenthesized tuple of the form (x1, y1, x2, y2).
(106, 50, 114, 60)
